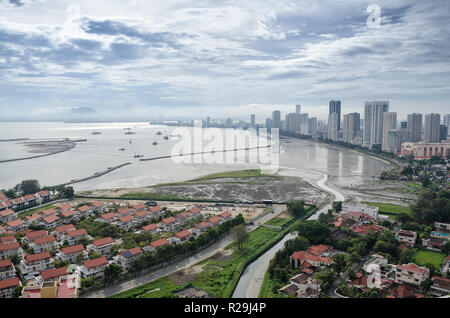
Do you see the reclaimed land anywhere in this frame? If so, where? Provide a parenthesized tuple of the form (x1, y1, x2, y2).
(109, 206, 316, 298)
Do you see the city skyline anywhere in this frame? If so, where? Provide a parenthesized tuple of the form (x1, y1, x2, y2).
(0, 0, 449, 121)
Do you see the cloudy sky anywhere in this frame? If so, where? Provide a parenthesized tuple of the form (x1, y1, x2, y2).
(0, 0, 449, 122)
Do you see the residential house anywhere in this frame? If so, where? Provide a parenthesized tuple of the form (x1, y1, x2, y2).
(0, 236, 16, 244)
(60, 210, 78, 224)
(352, 224, 383, 235)
(91, 201, 106, 214)
(19, 252, 54, 277)
(114, 247, 143, 272)
(194, 222, 210, 233)
(86, 237, 116, 258)
(20, 274, 79, 298)
(219, 211, 232, 221)
(23, 194, 38, 207)
(98, 212, 116, 224)
(63, 228, 91, 246)
(279, 273, 321, 298)
(0, 259, 16, 280)
(30, 235, 58, 254)
(0, 209, 16, 224)
(431, 276, 450, 296)
(307, 244, 334, 257)
(77, 205, 94, 218)
(40, 266, 68, 283)
(115, 215, 135, 230)
(23, 230, 48, 244)
(79, 256, 108, 279)
(290, 251, 333, 273)
(395, 263, 430, 286)
(149, 206, 163, 218)
(208, 216, 221, 227)
(40, 215, 60, 229)
(59, 203, 72, 212)
(25, 213, 42, 225)
(134, 210, 151, 224)
(441, 256, 450, 275)
(36, 190, 50, 203)
(5, 218, 28, 232)
(141, 223, 158, 234)
(160, 217, 177, 232)
(0, 277, 21, 298)
(56, 244, 88, 264)
(144, 238, 169, 252)
(52, 224, 76, 241)
(40, 208, 57, 218)
(341, 203, 379, 220)
(0, 242, 22, 261)
(396, 230, 417, 246)
(131, 203, 146, 213)
(172, 230, 192, 244)
(115, 207, 132, 218)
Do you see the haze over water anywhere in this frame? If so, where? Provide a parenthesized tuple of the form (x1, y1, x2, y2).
(0, 122, 390, 191)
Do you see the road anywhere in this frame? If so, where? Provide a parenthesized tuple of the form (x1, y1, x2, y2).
(82, 204, 286, 298)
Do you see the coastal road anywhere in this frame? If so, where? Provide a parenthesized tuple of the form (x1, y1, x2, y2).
(82, 206, 286, 298)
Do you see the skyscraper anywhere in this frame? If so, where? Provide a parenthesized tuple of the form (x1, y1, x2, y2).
(328, 112, 339, 141)
(329, 100, 341, 131)
(265, 118, 273, 130)
(296, 105, 301, 114)
(272, 110, 281, 129)
(386, 130, 401, 154)
(399, 121, 408, 145)
(424, 113, 440, 143)
(300, 113, 309, 135)
(444, 114, 450, 137)
(308, 117, 317, 136)
(343, 112, 360, 143)
(440, 125, 448, 141)
(250, 114, 255, 128)
(382, 112, 397, 152)
(285, 113, 301, 132)
(406, 113, 422, 142)
(363, 101, 389, 148)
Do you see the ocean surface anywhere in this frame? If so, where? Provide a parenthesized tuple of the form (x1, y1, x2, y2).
(0, 122, 391, 191)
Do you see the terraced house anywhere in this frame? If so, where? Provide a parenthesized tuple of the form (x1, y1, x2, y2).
(19, 252, 54, 278)
(87, 237, 116, 258)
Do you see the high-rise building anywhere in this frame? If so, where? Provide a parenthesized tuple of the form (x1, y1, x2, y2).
(343, 112, 360, 143)
(407, 113, 423, 142)
(206, 116, 211, 127)
(286, 113, 301, 132)
(399, 121, 408, 145)
(328, 112, 339, 141)
(272, 110, 281, 129)
(363, 101, 389, 149)
(444, 114, 450, 137)
(225, 118, 233, 128)
(439, 125, 448, 141)
(250, 114, 255, 128)
(424, 113, 440, 143)
(386, 130, 401, 154)
(300, 113, 309, 135)
(266, 118, 273, 130)
(308, 117, 317, 136)
(382, 112, 397, 152)
(296, 105, 301, 114)
(329, 100, 341, 131)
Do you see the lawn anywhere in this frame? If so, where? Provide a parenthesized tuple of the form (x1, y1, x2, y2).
(264, 213, 294, 228)
(18, 204, 58, 218)
(108, 276, 187, 298)
(362, 202, 412, 216)
(412, 249, 446, 270)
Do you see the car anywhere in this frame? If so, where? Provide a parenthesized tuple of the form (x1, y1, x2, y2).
(145, 201, 157, 206)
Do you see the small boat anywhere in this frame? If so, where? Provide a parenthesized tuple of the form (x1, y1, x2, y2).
(163, 135, 169, 140)
(118, 148, 125, 151)
(134, 154, 144, 158)
(91, 131, 101, 135)
(129, 140, 132, 144)
(125, 131, 136, 135)
(152, 141, 158, 145)
(156, 131, 162, 135)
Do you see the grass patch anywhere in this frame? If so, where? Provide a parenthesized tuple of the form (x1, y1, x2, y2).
(108, 276, 186, 298)
(362, 202, 411, 215)
(190, 169, 277, 182)
(18, 204, 58, 218)
(412, 249, 446, 270)
(264, 214, 294, 228)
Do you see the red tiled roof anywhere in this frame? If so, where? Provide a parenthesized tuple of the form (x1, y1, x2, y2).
(25, 230, 48, 240)
(25, 251, 51, 263)
(61, 244, 85, 255)
(0, 242, 21, 252)
(78, 205, 90, 213)
(290, 251, 333, 264)
(84, 256, 108, 270)
(59, 203, 72, 210)
(177, 212, 191, 218)
(219, 211, 232, 218)
(352, 224, 383, 235)
(92, 201, 104, 208)
(196, 222, 210, 229)
(142, 224, 157, 232)
(93, 237, 114, 247)
(101, 212, 115, 220)
(42, 215, 59, 223)
(23, 194, 37, 201)
(67, 228, 87, 238)
(132, 203, 146, 210)
(41, 208, 56, 216)
(0, 277, 20, 290)
(33, 235, 56, 245)
(117, 207, 131, 215)
(175, 230, 191, 240)
(61, 210, 75, 217)
(134, 210, 149, 217)
(122, 246, 143, 256)
(38, 190, 49, 196)
(55, 224, 76, 233)
(208, 216, 221, 224)
(118, 215, 134, 223)
(307, 244, 333, 256)
(0, 235, 16, 243)
(188, 207, 201, 214)
(0, 209, 14, 216)
(397, 263, 429, 275)
(162, 217, 176, 224)
(0, 259, 12, 268)
(149, 206, 162, 213)
(26, 213, 41, 222)
(150, 238, 169, 249)
(40, 267, 68, 281)
(6, 219, 24, 227)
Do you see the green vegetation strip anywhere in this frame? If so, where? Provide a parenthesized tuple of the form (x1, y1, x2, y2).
(189, 169, 278, 182)
(110, 206, 315, 298)
(362, 202, 411, 215)
(412, 249, 446, 270)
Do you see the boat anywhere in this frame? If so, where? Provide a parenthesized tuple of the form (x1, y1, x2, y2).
(134, 154, 144, 158)
(91, 131, 101, 135)
(163, 135, 169, 140)
(152, 141, 158, 145)
(156, 131, 162, 135)
(118, 148, 125, 151)
(125, 130, 136, 135)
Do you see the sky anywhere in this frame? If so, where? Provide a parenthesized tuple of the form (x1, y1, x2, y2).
(0, 0, 449, 122)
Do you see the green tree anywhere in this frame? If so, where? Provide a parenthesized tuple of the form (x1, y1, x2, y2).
(332, 201, 342, 212)
(231, 224, 249, 249)
(16, 179, 41, 195)
(75, 252, 85, 265)
(11, 286, 23, 298)
(332, 254, 346, 273)
(103, 263, 123, 283)
(288, 201, 306, 217)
